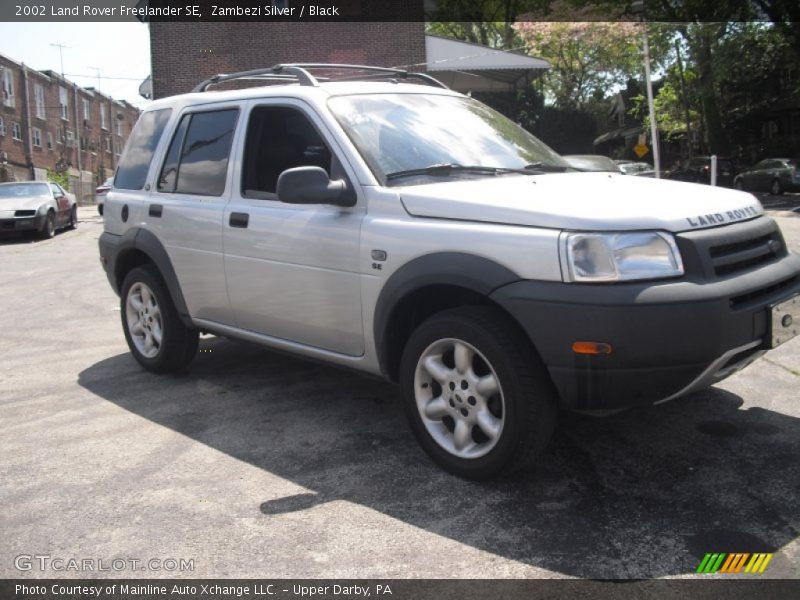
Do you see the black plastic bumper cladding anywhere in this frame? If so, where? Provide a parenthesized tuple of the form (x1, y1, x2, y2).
(491, 253, 800, 410)
(98, 229, 192, 326)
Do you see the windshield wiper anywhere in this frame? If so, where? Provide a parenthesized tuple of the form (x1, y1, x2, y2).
(386, 162, 572, 181)
(521, 162, 575, 172)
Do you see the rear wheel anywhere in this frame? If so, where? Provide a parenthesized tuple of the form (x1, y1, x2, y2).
(400, 306, 557, 479)
(68, 206, 78, 229)
(98, 204, 104, 216)
(770, 179, 783, 195)
(121, 265, 198, 373)
(734, 178, 745, 191)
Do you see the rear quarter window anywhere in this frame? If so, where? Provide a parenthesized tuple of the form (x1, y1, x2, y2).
(114, 108, 173, 190)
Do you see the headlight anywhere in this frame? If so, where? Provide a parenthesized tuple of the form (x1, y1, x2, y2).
(560, 231, 684, 282)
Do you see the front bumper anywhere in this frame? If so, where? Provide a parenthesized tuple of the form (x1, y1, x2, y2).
(492, 240, 800, 410)
(0, 214, 46, 233)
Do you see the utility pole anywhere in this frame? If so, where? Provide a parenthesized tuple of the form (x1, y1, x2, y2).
(642, 25, 661, 178)
(50, 43, 68, 79)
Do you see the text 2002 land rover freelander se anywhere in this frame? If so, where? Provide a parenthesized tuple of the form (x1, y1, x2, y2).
(98, 64, 800, 479)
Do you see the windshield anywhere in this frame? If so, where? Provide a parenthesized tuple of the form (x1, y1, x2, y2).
(0, 183, 51, 198)
(564, 155, 621, 172)
(328, 93, 568, 185)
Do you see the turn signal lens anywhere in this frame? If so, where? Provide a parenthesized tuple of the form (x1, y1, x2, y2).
(572, 341, 613, 355)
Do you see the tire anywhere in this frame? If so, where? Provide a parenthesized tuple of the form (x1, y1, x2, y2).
(399, 306, 557, 480)
(734, 178, 745, 191)
(38, 211, 55, 239)
(120, 264, 198, 373)
(770, 179, 783, 195)
(98, 204, 104, 216)
(68, 205, 78, 229)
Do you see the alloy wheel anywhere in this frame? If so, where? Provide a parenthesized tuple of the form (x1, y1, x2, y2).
(125, 282, 163, 358)
(413, 337, 505, 459)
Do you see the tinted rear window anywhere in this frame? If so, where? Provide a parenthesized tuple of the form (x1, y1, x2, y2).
(114, 109, 172, 190)
(157, 109, 238, 196)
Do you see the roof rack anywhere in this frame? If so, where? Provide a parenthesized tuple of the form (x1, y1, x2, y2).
(192, 63, 448, 92)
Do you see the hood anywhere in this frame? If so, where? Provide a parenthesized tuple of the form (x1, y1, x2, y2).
(0, 195, 49, 216)
(398, 172, 764, 233)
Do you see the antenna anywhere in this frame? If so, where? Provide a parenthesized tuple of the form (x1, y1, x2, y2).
(49, 42, 69, 79)
(87, 66, 102, 90)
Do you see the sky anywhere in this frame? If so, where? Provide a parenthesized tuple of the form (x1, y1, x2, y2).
(0, 22, 151, 107)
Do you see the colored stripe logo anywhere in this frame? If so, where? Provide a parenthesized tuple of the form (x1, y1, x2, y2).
(697, 552, 773, 574)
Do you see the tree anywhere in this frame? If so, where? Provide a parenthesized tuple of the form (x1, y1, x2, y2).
(514, 20, 644, 110)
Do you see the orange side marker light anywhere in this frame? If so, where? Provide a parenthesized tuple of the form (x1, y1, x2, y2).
(572, 341, 613, 355)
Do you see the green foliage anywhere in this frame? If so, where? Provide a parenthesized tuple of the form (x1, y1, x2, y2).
(46, 169, 70, 191)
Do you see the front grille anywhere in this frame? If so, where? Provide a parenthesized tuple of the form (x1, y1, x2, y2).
(709, 232, 784, 276)
(677, 217, 787, 280)
(729, 275, 798, 309)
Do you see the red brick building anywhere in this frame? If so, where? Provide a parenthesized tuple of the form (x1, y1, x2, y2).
(149, 21, 428, 99)
(0, 52, 140, 202)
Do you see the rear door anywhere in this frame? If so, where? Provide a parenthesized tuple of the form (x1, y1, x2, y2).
(147, 104, 241, 325)
(222, 99, 365, 356)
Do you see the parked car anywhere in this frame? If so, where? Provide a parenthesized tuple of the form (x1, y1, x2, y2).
(734, 158, 800, 195)
(563, 154, 622, 173)
(616, 161, 654, 176)
(667, 156, 738, 187)
(0, 181, 77, 239)
(95, 177, 114, 215)
(98, 63, 800, 479)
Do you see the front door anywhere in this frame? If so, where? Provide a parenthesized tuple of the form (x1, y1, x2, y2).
(223, 101, 365, 356)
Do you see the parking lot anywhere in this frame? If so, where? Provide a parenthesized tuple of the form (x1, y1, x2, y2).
(1, 205, 799, 580)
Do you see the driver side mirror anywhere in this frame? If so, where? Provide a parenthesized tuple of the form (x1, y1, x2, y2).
(276, 166, 356, 207)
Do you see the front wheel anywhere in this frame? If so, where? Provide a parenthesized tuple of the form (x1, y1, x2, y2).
(120, 265, 198, 373)
(770, 179, 783, 195)
(400, 307, 557, 479)
(38, 211, 55, 239)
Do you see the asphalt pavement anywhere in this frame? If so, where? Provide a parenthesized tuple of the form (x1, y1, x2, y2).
(1, 206, 798, 580)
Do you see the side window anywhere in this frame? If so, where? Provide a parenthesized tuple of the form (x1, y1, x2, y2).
(115, 109, 172, 190)
(157, 108, 238, 196)
(242, 106, 338, 198)
(49, 183, 62, 196)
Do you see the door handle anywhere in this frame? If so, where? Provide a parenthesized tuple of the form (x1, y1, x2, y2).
(229, 212, 249, 228)
(149, 204, 163, 218)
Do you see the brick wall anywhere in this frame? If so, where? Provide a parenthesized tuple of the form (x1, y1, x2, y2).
(150, 22, 427, 98)
(0, 54, 139, 201)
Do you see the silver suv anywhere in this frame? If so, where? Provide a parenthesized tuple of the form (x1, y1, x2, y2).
(99, 64, 800, 479)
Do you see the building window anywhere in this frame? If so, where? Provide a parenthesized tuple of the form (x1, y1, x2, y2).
(115, 118, 122, 136)
(33, 128, 42, 147)
(66, 129, 74, 147)
(0, 116, 5, 136)
(2, 68, 15, 108)
(100, 104, 108, 130)
(59, 87, 69, 120)
(114, 140, 122, 156)
(35, 84, 46, 118)
(80, 135, 87, 150)
(83, 98, 91, 122)
(12, 122, 22, 140)
(56, 126, 63, 144)
(46, 131, 53, 149)
(105, 135, 112, 152)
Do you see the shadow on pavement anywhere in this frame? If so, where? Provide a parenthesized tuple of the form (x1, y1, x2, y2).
(78, 336, 800, 578)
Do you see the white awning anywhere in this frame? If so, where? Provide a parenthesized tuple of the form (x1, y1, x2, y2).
(425, 35, 549, 93)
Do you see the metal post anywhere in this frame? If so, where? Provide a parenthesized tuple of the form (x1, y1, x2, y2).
(710, 154, 717, 186)
(642, 26, 661, 178)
